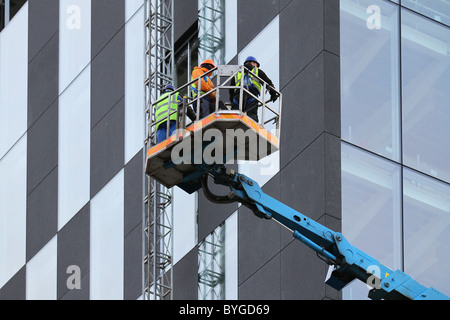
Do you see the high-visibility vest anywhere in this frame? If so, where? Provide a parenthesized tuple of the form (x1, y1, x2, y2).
(192, 73, 213, 99)
(154, 91, 180, 130)
(235, 68, 262, 94)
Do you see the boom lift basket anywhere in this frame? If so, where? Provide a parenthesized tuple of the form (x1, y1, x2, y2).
(145, 65, 282, 193)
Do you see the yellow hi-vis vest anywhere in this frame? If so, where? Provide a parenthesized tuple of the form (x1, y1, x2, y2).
(154, 91, 181, 130)
(234, 68, 262, 94)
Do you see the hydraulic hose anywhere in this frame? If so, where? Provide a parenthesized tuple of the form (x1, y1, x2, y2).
(201, 174, 236, 204)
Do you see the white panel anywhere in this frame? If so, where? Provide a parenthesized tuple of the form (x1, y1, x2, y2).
(225, 0, 237, 63)
(0, 2, 28, 159)
(90, 170, 124, 300)
(125, 0, 144, 22)
(58, 66, 91, 230)
(26, 236, 58, 300)
(125, 5, 145, 163)
(59, 0, 91, 93)
(0, 135, 27, 290)
(173, 187, 197, 264)
(225, 211, 238, 299)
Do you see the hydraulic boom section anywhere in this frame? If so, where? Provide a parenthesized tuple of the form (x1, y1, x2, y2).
(201, 166, 450, 301)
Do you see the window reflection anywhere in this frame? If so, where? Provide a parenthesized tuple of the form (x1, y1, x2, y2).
(198, 211, 237, 300)
(402, 0, 450, 27)
(341, 142, 402, 299)
(198, 0, 225, 65)
(175, 35, 199, 95)
(340, 0, 401, 161)
(237, 16, 280, 187)
(401, 9, 450, 184)
(403, 168, 450, 296)
(198, 223, 225, 300)
(0, 0, 27, 32)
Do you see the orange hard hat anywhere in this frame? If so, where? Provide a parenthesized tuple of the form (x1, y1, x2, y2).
(201, 59, 216, 69)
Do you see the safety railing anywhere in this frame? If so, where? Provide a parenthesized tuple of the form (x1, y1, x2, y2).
(147, 64, 282, 146)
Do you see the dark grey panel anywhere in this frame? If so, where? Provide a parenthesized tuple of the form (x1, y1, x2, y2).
(174, 0, 198, 43)
(237, 0, 280, 52)
(27, 31, 59, 128)
(60, 273, 89, 300)
(26, 168, 58, 262)
(280, 53, 325, 168)
(91, 0, 125, 58)
(125, 149, 143, 236)
(279, 0, 324, 89)
(197, 164, 238, 242)
(238, 253, 280, 300)
(280, 135, 325, 222)
(91, 28, 125, 129)
(319, 214, 342, 300)
(57, 203, 90, 300)
(90, 98, 125, 198)
(0, 266, 26, 300)
(124, 222, 142, 300)
(238, 173, 281, 285)
(27, 100, 58, 195)
(280, 237, 328, 299)
(28, 0, 59, 62)
(173, 247, 198, 300)
(279, 0, 291, 11)
(323, 51, 341, 137)
(324, 133, 341, 220)
(323, 0, 340, 57)
(280, 52, 340, 168)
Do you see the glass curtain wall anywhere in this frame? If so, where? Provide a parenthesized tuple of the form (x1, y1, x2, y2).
(340, 0, 450, 299)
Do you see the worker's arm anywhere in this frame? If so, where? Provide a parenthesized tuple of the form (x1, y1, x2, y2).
(258, 69, 278, 101)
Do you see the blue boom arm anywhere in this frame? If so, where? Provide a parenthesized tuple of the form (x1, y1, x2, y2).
(201, 166, 449, 300)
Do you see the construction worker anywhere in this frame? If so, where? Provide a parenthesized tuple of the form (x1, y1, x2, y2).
(154, 84, 183, 143)
(191, 59, 218, 119)
(229, 56, 278, 122)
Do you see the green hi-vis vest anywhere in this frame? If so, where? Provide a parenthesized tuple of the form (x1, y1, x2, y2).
(191, 74, 213, 99)
(154, 91, 181, 130)
(235, 68, 261, 94)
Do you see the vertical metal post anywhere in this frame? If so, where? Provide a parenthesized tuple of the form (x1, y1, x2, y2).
(143, 0, 175, 301)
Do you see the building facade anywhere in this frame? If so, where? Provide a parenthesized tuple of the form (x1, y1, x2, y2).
(0, 0, 449, 300)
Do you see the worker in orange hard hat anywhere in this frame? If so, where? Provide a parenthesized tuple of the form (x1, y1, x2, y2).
(190, 59, 218, 120)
